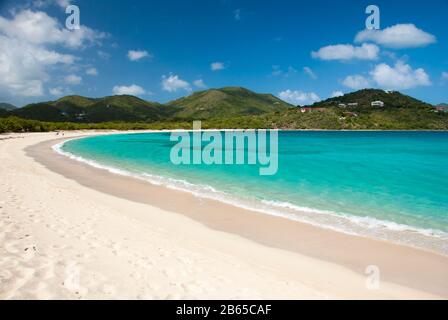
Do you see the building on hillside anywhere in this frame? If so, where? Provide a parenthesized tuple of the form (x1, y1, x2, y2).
(300, 107, 326, 113)
(347, 103, 358, 107)
(338, 103, 347, 108)
(371, 101, 384, 107)
(435, 106, 448, 112)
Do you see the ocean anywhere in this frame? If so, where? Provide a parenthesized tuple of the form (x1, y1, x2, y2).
(57, 131, 448, 254)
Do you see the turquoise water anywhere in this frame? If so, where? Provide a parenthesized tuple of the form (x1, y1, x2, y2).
(59, 131, 448, 252)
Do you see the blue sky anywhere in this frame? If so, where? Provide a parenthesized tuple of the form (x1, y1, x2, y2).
(0, 0, 447, 106)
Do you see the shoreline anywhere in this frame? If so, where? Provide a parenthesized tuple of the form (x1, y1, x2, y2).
(26, 131, 448, 298)
(53, 133, 448, 256)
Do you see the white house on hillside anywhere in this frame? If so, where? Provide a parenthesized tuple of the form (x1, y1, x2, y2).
(371, 101, 384, 107)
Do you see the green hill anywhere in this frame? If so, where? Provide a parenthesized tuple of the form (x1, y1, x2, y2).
(310, 89, 433, 109)
(2, 88, 448, 130)
(168, 87, 293, 119)
(10, 95, 176, 123)
(8, 88, 293, 122)
(0, 103, 17, 111)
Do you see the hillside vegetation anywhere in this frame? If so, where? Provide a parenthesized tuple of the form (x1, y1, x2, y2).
(10, 95, 175, 123)
(312, 89, 434, 109)
(167, 87, 293, 119)
(4, 87, 292, 123)
(0, 103, 17, 111)
(1, 88, 447, 132)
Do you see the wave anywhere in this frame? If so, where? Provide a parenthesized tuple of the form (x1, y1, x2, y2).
(53, 139, 448, 255)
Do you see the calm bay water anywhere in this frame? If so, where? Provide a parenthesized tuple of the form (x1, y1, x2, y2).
(59, 131, 448, 253)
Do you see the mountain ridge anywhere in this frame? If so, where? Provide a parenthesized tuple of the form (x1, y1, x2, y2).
(167, 86, 293, 119)
(6, 87, 293, 122)
(310, 89, 434, 109)
(0, 103, 17, 111)
(1, 88, 445, 130)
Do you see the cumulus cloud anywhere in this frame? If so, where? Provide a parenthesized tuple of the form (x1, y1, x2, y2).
(162, 75, 191, 92)
(0, 9, 105, 99)
(370, 61, 431, 90)
(49, 86, 66, 96)
(331, 91, 344, 98)
(112, 84, 146, 95)
(85, 67, 98, 76)
(127, 50, 152, 61)
(342, 75, 371, 90)
(355, 24, 436, 49)
(210, 62, 226, 71)
(0, 9, 106, 49)
(0, 35, 75, 97)
(312, 43, 379, 61)
(278, 90, 321, 106)
(33, 0, 71, 9)
(64, 74, 82, 85)
(342, 61, 431, 91)
(193, 79, 207, 88)
(303, 66, 317, 79)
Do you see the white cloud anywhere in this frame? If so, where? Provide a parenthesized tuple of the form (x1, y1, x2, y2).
(0, 9, 105, 99)
(0, 35, 75, 97)
(162, 74, 191, 92)
(127, 50, 152, 61)
(303, 66, 317, 79)
(33, 0, 71, 9)
(342, 75, 371, 90)
(312, 43, 379, 61)
(355, 24, 436, 49)
(331, 91, 344, 98)
(278, 90, 321, 106)
(193, 79, 207, 88)
(56, 0, 70, 8)
(85, 67, 98, 76)
(0, 9, 106, 49)
(442, 72, 448, 81)
(64, 74, 82, 85)
(210, 62, 226, 71)
(49, 86, 65, 96)
(112, 84, 146, 96)
(370, 61, 431, 90)
(342, 61, 431, 91)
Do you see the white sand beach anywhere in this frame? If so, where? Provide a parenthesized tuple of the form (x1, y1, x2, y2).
(1, 131, 447, 299)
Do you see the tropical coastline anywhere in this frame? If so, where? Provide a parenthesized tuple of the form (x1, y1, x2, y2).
(55, 130, 448, 256)
(1, 131, 447, 299)
(1, 0, 448, 304)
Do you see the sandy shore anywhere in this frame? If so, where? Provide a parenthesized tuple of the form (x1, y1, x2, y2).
(1, 131, 447, 299)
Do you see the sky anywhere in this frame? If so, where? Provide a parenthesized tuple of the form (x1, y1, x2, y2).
(0, 0, 447, 107)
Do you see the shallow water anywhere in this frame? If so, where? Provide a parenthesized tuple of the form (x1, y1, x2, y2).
(59, 131, 448, 254)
